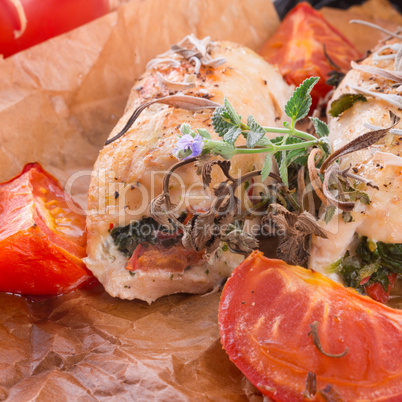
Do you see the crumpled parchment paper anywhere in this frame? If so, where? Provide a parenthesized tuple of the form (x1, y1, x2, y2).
(0, 0, 401, 400)
(0, 0, 280, 207)
(0, 287, 262, 401)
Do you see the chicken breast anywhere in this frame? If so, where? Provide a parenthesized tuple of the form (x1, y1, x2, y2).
(310, 40, 402, 277)
(85, 36, 293, 303)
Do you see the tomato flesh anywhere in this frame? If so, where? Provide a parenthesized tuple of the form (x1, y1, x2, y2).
(0, 0, 110, 58)
(126, 243, 204, 273)
(365, 273, 398, 304)
(0, 163, 94, 295)
(260, 2, 361, 109)
(219, 251, 402, 401)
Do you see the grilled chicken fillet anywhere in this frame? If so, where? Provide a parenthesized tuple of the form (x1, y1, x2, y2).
(85, 37, 293, 303)
(310, 40, 402, 282)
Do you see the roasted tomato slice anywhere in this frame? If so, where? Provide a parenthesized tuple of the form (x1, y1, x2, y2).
(260, 2, 361, 109)
(219, 251, 402, 401)
(126, 243, 203, 273)
(0, 163, 94, 295)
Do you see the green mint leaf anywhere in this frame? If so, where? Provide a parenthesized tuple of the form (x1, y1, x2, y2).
(197, 128, 211, 139)
(224, 97, 242, 126)
(180, 123, 192, 135)
(279, 151, 289, 187)
(324, 205, 336, 224)
(328, 93, 367, 118)
(246, 115, 266, 148)
(318, 137, 331, 156)
(285, 77, 319, 123)
(223, 127, 242, 144)
(212, 106, 234, 137)
(210, 142, 236, 159)
(286, 148, 308, 166)
(256, 136, 271, 147)
(309, 117, 329, 138)
(261, 154, 273, 182)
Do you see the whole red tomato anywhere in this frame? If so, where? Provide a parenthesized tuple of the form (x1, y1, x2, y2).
(0, 163, 95, 295)
(0, 0, 110, 58)
(260, 2, 361, 109)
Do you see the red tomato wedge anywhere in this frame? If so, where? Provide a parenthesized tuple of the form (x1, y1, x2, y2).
(126, 243, 203, 273)
(0, 0, 110, 58)
(0, 163, 94, 295)
(260, 2, 361, 109)
(219, 251, 402, 401)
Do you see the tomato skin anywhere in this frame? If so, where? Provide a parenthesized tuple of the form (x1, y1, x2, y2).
(0, 163, 95, 295)
(260, 2, 361, 109)
(219, 251, 402, 401)
(365, 273, 398, 304)
(0, 0, 110, 58)
(126, 243, 203, 273)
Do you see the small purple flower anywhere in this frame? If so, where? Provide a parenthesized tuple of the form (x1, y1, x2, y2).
(173, 134, 204, 159)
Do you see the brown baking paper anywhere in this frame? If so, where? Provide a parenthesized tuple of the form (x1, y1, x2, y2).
(0, 0, 400, 400)
(0, 0, 281, 204)
(0, 287, 263, 401)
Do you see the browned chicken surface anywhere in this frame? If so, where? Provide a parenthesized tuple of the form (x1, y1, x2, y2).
(86, 36, 293, 302)
(310, 40, 402, 280)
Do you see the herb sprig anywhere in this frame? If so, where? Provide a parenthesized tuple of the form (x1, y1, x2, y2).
(150, 76, 396, 266)
(174, 77, 331, 187)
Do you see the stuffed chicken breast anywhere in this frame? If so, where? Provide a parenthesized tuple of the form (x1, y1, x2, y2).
(85, 36, 293, 303)
(310, 37, 402, 296)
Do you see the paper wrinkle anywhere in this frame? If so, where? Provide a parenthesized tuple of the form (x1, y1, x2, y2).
(1, 288, 253, 401)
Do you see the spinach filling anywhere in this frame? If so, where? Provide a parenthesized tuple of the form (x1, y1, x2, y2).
(110, 216, 185, 257)
(331, 237, 402, 293)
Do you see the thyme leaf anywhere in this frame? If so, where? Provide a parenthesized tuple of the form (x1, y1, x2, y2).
(324, 205, 336, 224)
(322, 165, 355, 212)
